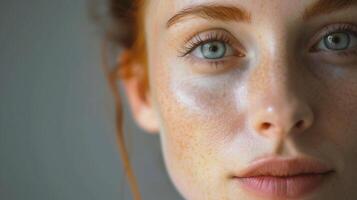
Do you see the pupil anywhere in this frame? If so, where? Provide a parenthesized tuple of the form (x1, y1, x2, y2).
(209, 45, 218, 52)
(331, 35, 340, 44)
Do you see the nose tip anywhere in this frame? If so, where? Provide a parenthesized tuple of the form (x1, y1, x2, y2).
(253, 105, 314, 138)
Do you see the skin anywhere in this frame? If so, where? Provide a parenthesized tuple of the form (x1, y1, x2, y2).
(121, 0, 357, 199)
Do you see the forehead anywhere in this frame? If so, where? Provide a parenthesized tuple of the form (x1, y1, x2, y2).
(157, 0, 310, 12)
(145, 0, 313, 25)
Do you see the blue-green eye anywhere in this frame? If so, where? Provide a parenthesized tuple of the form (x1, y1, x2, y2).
(191, 41, 234, 59)
(316, 31, 357, 51)
(200, 41, 226, 59)
(324, 32, 350, 50)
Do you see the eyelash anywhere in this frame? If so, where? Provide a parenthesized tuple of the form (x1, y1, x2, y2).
(178, 23, 357, 63)
(178, 31, 237, 58)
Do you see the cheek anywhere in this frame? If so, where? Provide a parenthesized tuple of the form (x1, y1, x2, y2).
(151, 65, 249, 197)
(323, 85, 357, 153)
(152, 70, 248, 198)
(309, 66, 357, 175)
(313, 66, 357, 147)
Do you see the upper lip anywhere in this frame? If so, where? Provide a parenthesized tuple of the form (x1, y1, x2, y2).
(234, 156, 335, 178)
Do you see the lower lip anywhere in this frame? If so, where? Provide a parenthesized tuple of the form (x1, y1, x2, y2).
(234, 172, 333, 199)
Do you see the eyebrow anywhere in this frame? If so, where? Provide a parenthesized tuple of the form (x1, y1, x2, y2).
(166, 0, 357, 28)
(302, 0, 357, 20)
(166, 4, 251, 28)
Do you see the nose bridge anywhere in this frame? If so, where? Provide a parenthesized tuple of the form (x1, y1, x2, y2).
(250, 48, 294, 105)
(247, 51, 314, 138)
(251, 24, 295, 101)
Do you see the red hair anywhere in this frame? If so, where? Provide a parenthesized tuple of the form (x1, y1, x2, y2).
(101, 0, 147, 199)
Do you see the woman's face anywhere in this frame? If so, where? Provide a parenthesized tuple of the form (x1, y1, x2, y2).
(132, 0, 357, 199)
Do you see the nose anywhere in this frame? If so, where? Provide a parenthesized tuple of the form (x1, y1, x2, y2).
(247, 62, 314, 139)
(251, 101, 314, 138)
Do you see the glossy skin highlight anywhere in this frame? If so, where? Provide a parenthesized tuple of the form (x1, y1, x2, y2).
(122, 0, 357, 199)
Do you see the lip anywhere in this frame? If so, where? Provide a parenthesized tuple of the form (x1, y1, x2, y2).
(232, 156, 335, 199)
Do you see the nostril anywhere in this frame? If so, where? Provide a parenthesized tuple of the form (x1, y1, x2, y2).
(261, 122, 272, 130)
(295, 120, 305, 129)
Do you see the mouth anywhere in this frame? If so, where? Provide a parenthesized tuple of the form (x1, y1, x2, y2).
(232, 156, 335, 199)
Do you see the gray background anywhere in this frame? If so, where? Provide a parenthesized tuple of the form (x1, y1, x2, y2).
(0, 0, 182, 199)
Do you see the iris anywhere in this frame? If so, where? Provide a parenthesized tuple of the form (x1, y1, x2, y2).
(324, 32, 350, 50)
(200, 41, 227, 59)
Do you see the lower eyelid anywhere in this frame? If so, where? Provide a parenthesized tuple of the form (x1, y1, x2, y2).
(187, 57, 241, 74)
(329, 48, 357, 56)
